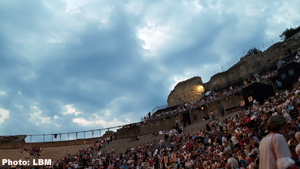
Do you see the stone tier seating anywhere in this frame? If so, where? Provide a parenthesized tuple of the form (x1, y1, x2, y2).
(0, 144, 90, 167)
(0, 149, 24, 161)
(0, 109, 241, 167)
(184, 110, 241, 135)
(101, 110, 242, 154)
(100, 134, 164, 155)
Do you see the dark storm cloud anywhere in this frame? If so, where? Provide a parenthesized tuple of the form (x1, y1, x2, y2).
(0, 0, 299, 137)
(0, 0, 161, 135)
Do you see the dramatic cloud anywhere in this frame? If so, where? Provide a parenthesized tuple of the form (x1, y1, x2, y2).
(0, 0, 299, 141)
(0, 108, 9, 124)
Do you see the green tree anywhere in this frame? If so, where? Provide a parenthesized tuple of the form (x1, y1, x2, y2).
(280, 28, 296, 41)
(247, 48, 262, 55)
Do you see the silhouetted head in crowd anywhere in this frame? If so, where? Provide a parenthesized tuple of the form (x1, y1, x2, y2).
(267, 115, 287, 132)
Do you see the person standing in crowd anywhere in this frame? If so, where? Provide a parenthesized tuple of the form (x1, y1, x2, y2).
(220, 107, 225, 118)
(227, 153, 239, 169)
(210, 110, 215, 120)
(259, 115, 295, 169)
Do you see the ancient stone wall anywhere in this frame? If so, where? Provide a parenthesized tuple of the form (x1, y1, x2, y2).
(190, 93, 243, 123)
(167, 76, 204, 107)
(204, 32, 300, 91)
(0, 135, 26, 143)
(117, 114, 181, 139)
(0, 138, 98, 149)
(168, 31, 300, 107)
(117, 93, 243, 139)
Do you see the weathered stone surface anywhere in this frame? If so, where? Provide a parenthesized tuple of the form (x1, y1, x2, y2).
(0, 135, 26, 143)
(168, 31, 300, 107)
(203, 31, 300, 91)
(0, 138, 98, 149)
(167, 76, 204, 107)
(102, 130, 117, 140)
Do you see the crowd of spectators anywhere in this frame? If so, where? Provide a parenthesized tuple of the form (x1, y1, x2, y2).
(15, 48, 300, 169)
(44, 77, 300, 169)
(21, 146, 42, 158)
(52, 148, 94, 168)
(203, 68, 279, 103)
(277, 48, 300, 69)
(130, 136, 140, 142)
(203, 85, 243, 102)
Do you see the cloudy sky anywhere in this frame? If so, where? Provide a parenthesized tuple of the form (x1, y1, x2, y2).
(0, 0, 299, 142)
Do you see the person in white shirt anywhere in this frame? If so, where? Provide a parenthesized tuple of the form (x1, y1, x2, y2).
(227, 153, 239, 169)
(259, 115, 295, 169)
(283, 112, 292, 123)
(231, 134, 240, 149)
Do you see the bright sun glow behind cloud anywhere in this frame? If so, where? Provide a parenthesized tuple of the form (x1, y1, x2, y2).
(138, 22, 171, 52)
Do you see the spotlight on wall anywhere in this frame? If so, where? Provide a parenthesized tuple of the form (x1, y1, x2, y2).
(197, 85, 205, 93)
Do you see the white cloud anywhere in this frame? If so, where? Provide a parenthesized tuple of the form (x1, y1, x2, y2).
(0, 91, 6, 95)
(63, 104, 82, 116)
(62, 0, 88, 13)
(192, 0, 204, 14)
(138, 22, 171, 52)
(29, 106, 50, 125)
(73, 117, 128, 128)
(18, 91, 22, 95)
(72, 118, 94, 126)
(54, 115, 58, 119)
(0, 108, 10, 123)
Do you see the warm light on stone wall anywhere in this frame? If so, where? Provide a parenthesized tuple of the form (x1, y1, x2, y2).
(196, 85, 205, 93)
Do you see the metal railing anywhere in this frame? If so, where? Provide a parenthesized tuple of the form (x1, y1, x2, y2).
(151, 104, 168, 114)
(7, 125, 129, 143)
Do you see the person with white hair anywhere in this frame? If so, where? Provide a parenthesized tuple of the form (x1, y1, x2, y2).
(294, 132, 300, 156)
(283, 111, 292, 123)
(259, 115, 295, 169)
